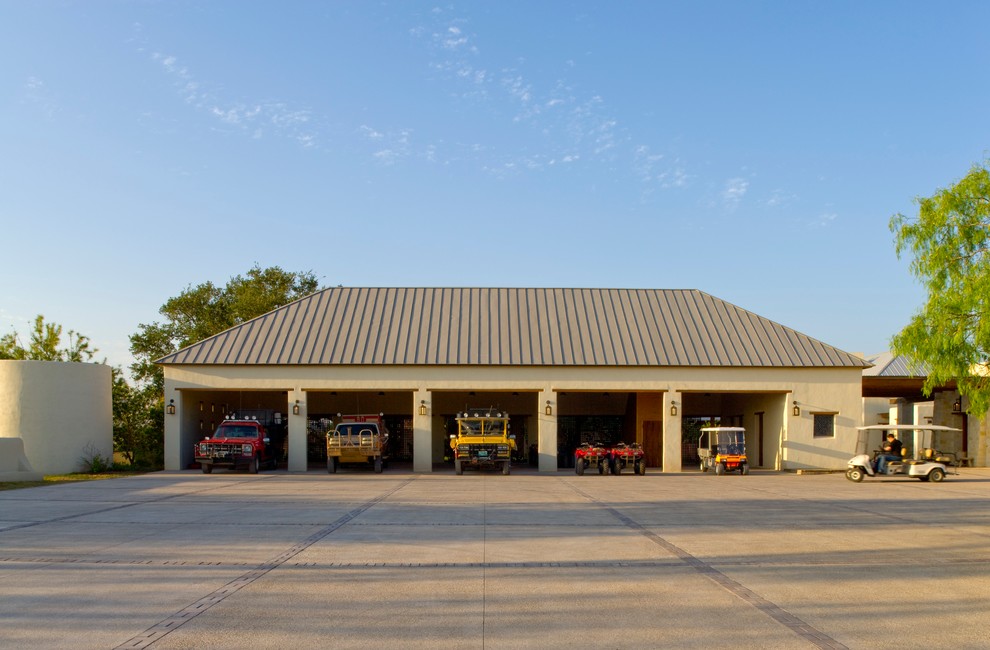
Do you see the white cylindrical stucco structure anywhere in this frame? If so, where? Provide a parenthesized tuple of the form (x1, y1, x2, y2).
(0, 360, 112, 474)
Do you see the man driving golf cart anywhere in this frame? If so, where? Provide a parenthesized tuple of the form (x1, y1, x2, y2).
(846, 425, 961, 483)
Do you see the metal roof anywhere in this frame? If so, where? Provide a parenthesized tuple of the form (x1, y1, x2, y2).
(863, 352, 928, 377)
(156, 287, 870, 368)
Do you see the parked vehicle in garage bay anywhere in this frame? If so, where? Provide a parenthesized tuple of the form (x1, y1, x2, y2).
(326, 413, 390, 473)
(195, 416, 277, 474)
(450, 408, 516, 475)
(698, 427, 749, 475)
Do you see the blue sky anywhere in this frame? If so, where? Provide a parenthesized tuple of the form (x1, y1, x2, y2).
(2, 1, 989, 371)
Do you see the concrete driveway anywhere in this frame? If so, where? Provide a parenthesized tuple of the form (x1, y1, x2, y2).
(2, 467, 989, 649)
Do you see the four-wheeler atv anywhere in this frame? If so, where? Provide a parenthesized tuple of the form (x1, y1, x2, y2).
(574, 442, 609, 475)
(845, 424, 961, 483)
(698, 427, 749, 475)
(607, 442, 646, 475)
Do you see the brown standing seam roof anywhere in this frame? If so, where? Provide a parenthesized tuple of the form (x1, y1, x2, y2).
(155, 288, 869, 368)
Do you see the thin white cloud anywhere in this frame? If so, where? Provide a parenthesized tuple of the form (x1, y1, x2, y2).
(722, 178, 749, 208)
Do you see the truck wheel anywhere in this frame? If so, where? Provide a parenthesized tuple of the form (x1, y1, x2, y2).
(576, 460, 584, 476)
(455, 459, 463, 475)
(327, 457, 337, 474)
(249, 455, 259, 474)
(201, 463, 212, 474)
(502, 460, 510, 475)
(374, 458, 383, 473)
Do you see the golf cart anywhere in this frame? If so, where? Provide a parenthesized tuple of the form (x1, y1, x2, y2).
(698, 427, 749, 475)
(845, 424, 962, 483)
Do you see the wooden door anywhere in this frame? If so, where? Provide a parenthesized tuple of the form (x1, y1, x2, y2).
(643, 420, 663, 468)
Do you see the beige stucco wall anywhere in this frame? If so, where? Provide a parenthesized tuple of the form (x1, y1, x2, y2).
(0, 360, 113, 474)
(163, 363, 865, 472)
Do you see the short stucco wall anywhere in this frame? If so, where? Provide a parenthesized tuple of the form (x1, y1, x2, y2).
(0, 360, 112, 474)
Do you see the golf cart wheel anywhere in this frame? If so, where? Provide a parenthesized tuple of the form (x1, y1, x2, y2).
(740, 463, 749, 476)
(700, 461, 708, 473)
(846, 468, 864, 483)
(714, 463, 725, 476)
(928, 467, 946, 483)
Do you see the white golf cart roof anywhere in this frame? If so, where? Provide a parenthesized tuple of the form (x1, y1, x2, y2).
(699, 427, 746, 432)
(856, 424, 961, 432)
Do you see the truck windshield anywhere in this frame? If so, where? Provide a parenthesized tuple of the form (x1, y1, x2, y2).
(216, 425, 256, 438)
(336, 424, 378, 436)
(459, 419, 506, 436)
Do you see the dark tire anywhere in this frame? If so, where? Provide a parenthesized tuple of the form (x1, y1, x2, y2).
(248, 455, 259, 474)
(700, 461, 708, 473)
(576, 459, 584, 476)
(201, 463, 212, 474)
(928, 467, 946, 483)
(502, 460, 510, 475)
(714, 462, 725, 476)
(455, 459, 463, 475)
(327, 457, 337, 474)
(740, 463, 749, 476)
(374, 457, 383, 473)
(846, 467, 864, 483)
(598, 462, 606, 475)
(612, 459, 621, 475)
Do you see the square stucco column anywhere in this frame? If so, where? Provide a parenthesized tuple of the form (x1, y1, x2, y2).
(539, 390, 557, 472)
(413, 390, 433, 473)
(287, 390, 307, 472)
(663, 391, 682, 472)
(163, 384, 181, 471)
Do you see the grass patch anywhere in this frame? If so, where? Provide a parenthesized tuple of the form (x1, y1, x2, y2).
(0, 471, 149, 492)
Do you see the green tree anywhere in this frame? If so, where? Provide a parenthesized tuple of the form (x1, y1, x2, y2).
(0, 315, 97, 361)
(890, 162, 990, 415)
(112, 368, 163, 467)
(130, 265, 320, 391)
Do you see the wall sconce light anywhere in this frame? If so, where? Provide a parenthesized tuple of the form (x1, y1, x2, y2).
(545, 400, 553, 416)
(419, 400, 427, 416)
(792, 401, 801, 417)
(166, 399, 176, 415)
(292, 400, 300, 415)
(199, 400, 203, 412)
(670, 401, 678, 416)
(952, 397, 962, 414)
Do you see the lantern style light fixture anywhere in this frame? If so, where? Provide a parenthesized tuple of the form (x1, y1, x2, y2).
(670, 400, 678, 416)
(952, 397, 962, 414)
(792, 401, 801, 417)
(419, 400, 428, 416)
(545, 400, 553, 416)
(292, 400, 300, 415)
(166, 399, 176, 415)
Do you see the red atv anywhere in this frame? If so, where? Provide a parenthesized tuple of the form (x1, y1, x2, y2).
(608, 442, 646, 475)
(574, 442, 609, 475)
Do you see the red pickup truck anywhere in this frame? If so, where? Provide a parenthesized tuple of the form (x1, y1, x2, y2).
(195, 417, 278, 474)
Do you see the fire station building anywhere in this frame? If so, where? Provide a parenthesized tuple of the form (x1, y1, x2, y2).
(158, 287, 873, 473)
